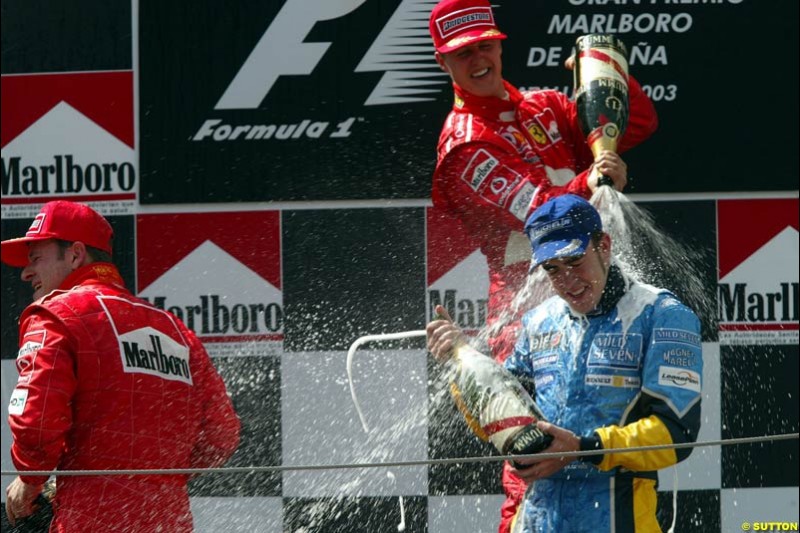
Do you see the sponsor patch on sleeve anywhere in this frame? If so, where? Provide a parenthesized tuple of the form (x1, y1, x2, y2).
(657, 366, 701, 393)
(461, 148, 500, 191)
(660, 347, 699, 369)
(480, 172, 522, 208)
(459, 149, 525, 208)
(16, 330, 46, 383)
(509, 182, 536, 221)
(653, 328, 701, 347)
(8, 388, 28, 416)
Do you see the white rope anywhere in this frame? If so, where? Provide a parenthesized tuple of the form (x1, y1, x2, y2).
(2, 433, 796, 478)
(346, 329, 426, 433)
(667, 464, 678, 533)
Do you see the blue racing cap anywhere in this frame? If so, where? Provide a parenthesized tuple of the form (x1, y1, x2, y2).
(524, 194, 602, 271)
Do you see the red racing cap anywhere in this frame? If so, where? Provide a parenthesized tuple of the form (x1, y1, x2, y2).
(1, 201, 113, 267)
(429, 0, 507, 54)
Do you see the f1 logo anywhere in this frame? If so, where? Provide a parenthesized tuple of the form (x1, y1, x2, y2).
(215, 0, 366, 110)
(215, 0, 445, 110)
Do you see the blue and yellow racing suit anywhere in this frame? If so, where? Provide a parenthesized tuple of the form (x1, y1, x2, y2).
(505, 266, 702, 533)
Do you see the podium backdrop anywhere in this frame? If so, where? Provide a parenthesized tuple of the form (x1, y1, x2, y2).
(2, 1, 798, 531)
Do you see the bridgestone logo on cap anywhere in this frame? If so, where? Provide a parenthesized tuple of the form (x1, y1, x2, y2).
(437, 7, 494, 39)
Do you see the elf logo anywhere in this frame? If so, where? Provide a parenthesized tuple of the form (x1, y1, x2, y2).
(529, 331, 563, 353)
(215, 0, 445, 110)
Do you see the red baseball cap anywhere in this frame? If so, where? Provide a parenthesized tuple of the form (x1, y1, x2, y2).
(1, 201, 113, 267)
(429, 0, 507, 54)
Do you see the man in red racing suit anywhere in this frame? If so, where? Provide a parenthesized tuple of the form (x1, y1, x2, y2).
(434, 79, 657, 360)
(3, 201, 241, 532)
(428, 1, 658, 531)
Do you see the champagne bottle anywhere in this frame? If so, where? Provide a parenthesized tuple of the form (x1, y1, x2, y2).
(438, 318, 553, 465)
(573, 33, 630, 187)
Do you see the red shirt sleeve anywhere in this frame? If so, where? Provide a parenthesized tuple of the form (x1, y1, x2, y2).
(619, 75, 659, 153)
(9, 310, 77, 485)
(184, 329, 241, 469)
(433, 142, 592, 236)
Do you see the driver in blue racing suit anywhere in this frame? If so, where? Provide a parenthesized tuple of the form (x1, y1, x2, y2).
(508, 195, 703, 532)
(427, 194, 702, 532)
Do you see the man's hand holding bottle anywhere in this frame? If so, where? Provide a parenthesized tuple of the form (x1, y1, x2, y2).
(426, 304, 467, 363)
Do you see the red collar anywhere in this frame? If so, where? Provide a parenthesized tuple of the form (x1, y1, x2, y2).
(452, 80, 524, 122)
(58, 263, 125, 291)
